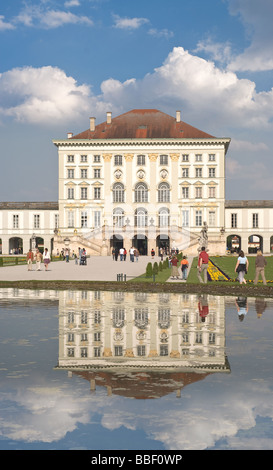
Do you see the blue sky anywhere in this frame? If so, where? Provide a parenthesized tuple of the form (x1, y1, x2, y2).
(1, 0, 273, 201)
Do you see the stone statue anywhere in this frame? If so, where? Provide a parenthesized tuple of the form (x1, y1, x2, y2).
(198, 222, 208, 251)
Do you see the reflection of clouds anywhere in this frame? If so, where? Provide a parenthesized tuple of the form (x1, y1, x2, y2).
(0, 383, 97, 443)
(1, 374, 273, 448)
(97, 379, 273, 450)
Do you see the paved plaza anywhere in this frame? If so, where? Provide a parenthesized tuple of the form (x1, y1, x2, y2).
(0, 255, 193, 283)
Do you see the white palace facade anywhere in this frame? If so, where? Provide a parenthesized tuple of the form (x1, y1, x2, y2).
(0, 109, 273, 255)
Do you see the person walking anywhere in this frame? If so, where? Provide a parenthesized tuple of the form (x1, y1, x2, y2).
(43, 248, 51, 271)
(151, 248, 155, 259)
(181, 256, 189, 280)
(254, 249, 267, 285)
(119, 247, 124, 261)
(35, 249, 42, 271)
(170, 255, 179, 279)
(197, 247, 209, 283)
(129, 247, 135, 262)
(235, 250, 249, 284)
(26, 249, 34, 271)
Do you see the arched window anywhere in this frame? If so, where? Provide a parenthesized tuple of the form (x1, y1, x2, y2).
(135, 208, 148, 227)
(113, 208, 124, 227)
(158, 208, 170, 227)
(135, 183, 148, 203)
(158, 182, 170, 202)
(113, 183, 125, 203)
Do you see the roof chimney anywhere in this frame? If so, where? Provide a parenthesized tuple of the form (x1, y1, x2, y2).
(67, 132, 73, 138)
(176, 110, 181, 123)
(106, 111, 112, 124)
(90, 117, 96, 132)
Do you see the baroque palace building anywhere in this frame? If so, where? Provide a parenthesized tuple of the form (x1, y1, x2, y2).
(52, 109, 230, 256)
(0, 109, 272, 255)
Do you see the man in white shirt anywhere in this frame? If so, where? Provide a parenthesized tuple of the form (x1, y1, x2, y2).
(129, 247, 135, 262)
(119, 247, 124, 261)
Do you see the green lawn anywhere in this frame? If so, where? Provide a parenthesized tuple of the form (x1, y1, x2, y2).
(187, 255, 273, 284)
(134, 254, 273, 285)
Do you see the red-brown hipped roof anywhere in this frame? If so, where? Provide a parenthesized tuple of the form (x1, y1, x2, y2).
(71, 109, 215, 140)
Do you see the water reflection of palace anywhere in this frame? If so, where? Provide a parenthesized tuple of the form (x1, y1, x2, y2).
(55, 290, 230, 399)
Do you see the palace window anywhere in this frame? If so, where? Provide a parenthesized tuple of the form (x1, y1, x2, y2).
(182, 154, 189, 162)
(94, 211, 101, 227)
(94, 347, 101, 357)
(158, 208, 170, 227)
(160, 345, 168, 356)
(94, 310, 101, 324)
(114, 155, 123, 166)
(55, 214, 59, 229)
(94, 169, 101, 178)
(135, 208, 148, 227)
(231, 213, 237, 228)
(81, 187, 87, 199)
(67, 187, 74, 199)
(195, 332, 203, 344)
(195, 154, 202, 162)
(67, 155, 74, 163)
(137, 345, 146, 357)
(209, 168, 216, 178)
(13, 214, 19, 229)
(81, 155, 87, 162)
(158, 182, 170, 202)
(94, 187, 101, 200)
(113, 183, 125, 203)
(67, 348, 74, 357)
(81, 168, 87, 179)
(196, 210, 202, 227)
(182, 210, 189, 227)
(195, 186, 202, 198)
(67, 169, 74, 179)
(112, 308, 125, 328)
(135, 182, 148, 203)
(134, 308, 149, 328)
(81, 211, 88, 228)
(209, 154, 216, 161)
(195, 167, 202, 178)
(94, 332, 101, 342)
(253, 213, 259, 228)
(67, 211, 74, 228)
(81, 348, 88, 358)
(182, 187, 189, 199)
(209, 211, 216, 226)
(33, 214, 40, 229)
(113, 208, 124, 227)
(81, 310, 88, 324)
(182, 168, 189, 177)
(114, 346, 123, 357)
(209, 186, 216, 198)
(160, 154, 168, 165)
(93, 155, 100, 163)
(137, 155, 146, 166)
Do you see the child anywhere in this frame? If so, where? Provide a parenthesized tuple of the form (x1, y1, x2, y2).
(181, 256, 189, 280)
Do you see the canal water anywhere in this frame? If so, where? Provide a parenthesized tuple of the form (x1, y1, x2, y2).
(0, 288, 273, 450)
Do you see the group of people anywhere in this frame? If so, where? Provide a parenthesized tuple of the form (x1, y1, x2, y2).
(234, 249, 267, 285)
(112, 246, 140, 262)
(170, 255, 189, 280)
(196, 245, 268, 285)
(26, 248, 50, 271)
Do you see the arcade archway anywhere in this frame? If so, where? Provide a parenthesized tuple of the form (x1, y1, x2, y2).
(132, 234, 148, 255)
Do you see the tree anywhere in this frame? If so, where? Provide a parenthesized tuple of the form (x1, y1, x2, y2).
(146, 262, 153, 277)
